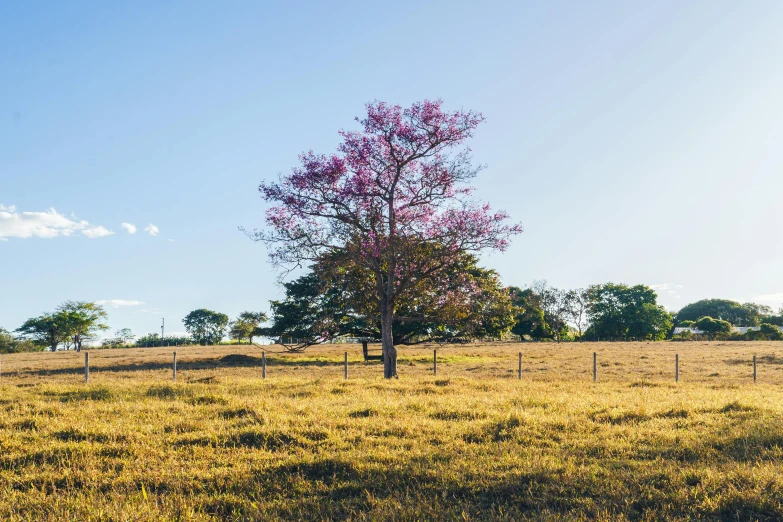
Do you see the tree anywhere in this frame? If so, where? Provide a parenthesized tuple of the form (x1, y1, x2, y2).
(585, 283, 673, 341)
(184, 309, 229, 345)
(530, 281, 570, 342)
(229, 312, 268, 344)
(742, 303, 774, 326)
(116, 328, 135, 344)
(509, 288, 551, 341)
(101, 328, 135, 348)
(0, 328, 14, 353)
(262, 252, 516, 349)
(55, 301, 109, 352)
(0, 328, 42, 354)
(694, 316, 732, 340)
(16, 313, 67, 351)
(252, 100, 521, 378)
(676, 299, 769, 327)
(759, 323, 783, 340)
(677, 320, 695, 328)
(564, 288, 590, 340)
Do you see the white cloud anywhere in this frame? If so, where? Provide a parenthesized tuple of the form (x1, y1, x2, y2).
(754, 293, 783, 304)
(168, 239, 174, 242)
(82, 226, 115, 238)
(144, 223, 159, 236)
(650, 283, 684, 290)
(0, 205, 114, 240)
(96, 299, 145, 307)
(121, 222, 137, 234)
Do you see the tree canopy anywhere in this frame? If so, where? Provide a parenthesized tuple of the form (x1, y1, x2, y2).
(16, 302, 109, 351)
(694, 316, 732, 340)
(56, 301, 109, 352)
(584, 283, 673, 341)
(676, 299, 771, 327)
(509, 287, 552, 340)
(229, 312, 268, 344)
(262, 252, 516, 350)
(184, 309, 229, 345)
(0, 328, 41, 354)
(16, 313, 65, 351)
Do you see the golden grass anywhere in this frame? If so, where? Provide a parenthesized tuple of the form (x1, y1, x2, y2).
(1, 341, 783, 520)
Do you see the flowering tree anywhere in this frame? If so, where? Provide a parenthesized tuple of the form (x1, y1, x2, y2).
(253, 100, 521, 378)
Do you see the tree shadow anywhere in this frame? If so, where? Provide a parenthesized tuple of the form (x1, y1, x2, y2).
(17, 353, 378, 377)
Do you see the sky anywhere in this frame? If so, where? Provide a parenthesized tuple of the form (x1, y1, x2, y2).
(2, 1, 783, 339)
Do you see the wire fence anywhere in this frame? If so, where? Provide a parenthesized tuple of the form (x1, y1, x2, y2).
(1, 343, 780, 386)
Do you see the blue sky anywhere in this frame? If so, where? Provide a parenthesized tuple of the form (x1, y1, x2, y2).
(2, 1, 783, 338)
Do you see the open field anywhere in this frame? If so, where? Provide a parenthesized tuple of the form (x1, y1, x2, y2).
(2, 341, 783, 520)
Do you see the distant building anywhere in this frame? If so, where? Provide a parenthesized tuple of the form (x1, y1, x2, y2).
(673, 326, 782, 335)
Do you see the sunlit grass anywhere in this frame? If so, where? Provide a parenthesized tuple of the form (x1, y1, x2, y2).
(1, 342, 782, 520)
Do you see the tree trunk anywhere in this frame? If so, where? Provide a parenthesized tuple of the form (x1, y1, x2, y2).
(381, 301, 397, 379)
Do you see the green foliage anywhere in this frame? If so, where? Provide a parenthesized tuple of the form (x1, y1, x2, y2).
(743, 323, 783, 341)
(509, 288, 552, 340)
(229, 312, 268, 343)
(263, 253, 516, 347)
(101, 328, 136, 349)
(55, 301, 109, 351)
(15, 313, 65, 351)
(694, 316, 733, 340)
(184, 309, 229, 345)
(584, 283, 673, 341)
(678, 320, 695, 327)
(759, 323, 783, 340)
(0, 328, 42, 353)
(677, 299, 772, 327)
(134, 334, 192, 347)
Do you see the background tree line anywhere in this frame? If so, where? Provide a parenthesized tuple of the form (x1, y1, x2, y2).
(5, 284, 783, 354)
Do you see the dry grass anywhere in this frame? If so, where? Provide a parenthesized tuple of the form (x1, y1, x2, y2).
(1, 341, 783, 520)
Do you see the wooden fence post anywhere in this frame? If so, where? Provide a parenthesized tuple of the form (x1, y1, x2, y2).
(344, 352, 348, 379)
(754, 355, 757, 383)
(518, 352, 522, 380)
(675, 353, 679, 383)
(85, 352, 89, 383)
(173, 352, 177, 382)
(433, 349, 437, 376)
(262, 352, 266, 379)
(593, 352, 597, 382)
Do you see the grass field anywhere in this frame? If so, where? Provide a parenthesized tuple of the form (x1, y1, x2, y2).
(2, 341, 783, 520)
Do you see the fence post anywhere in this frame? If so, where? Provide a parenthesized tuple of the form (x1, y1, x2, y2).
(675, 353, 679, 383)
(433, 349, 437, 376)
(262, 351, 266, 379)
(754, 354, 757, 383)
(344, 352, 348, 379)
(518, 352, 522, 380)
(85, 352, 89, 383)
(593, 352, 597, 382)
(173, 352, 177, 382)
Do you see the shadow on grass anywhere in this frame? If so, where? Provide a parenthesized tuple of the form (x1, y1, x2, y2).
(725, 354, 783, 366)
(204, 453, 783, 520)
(19, 353, 376, 377)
